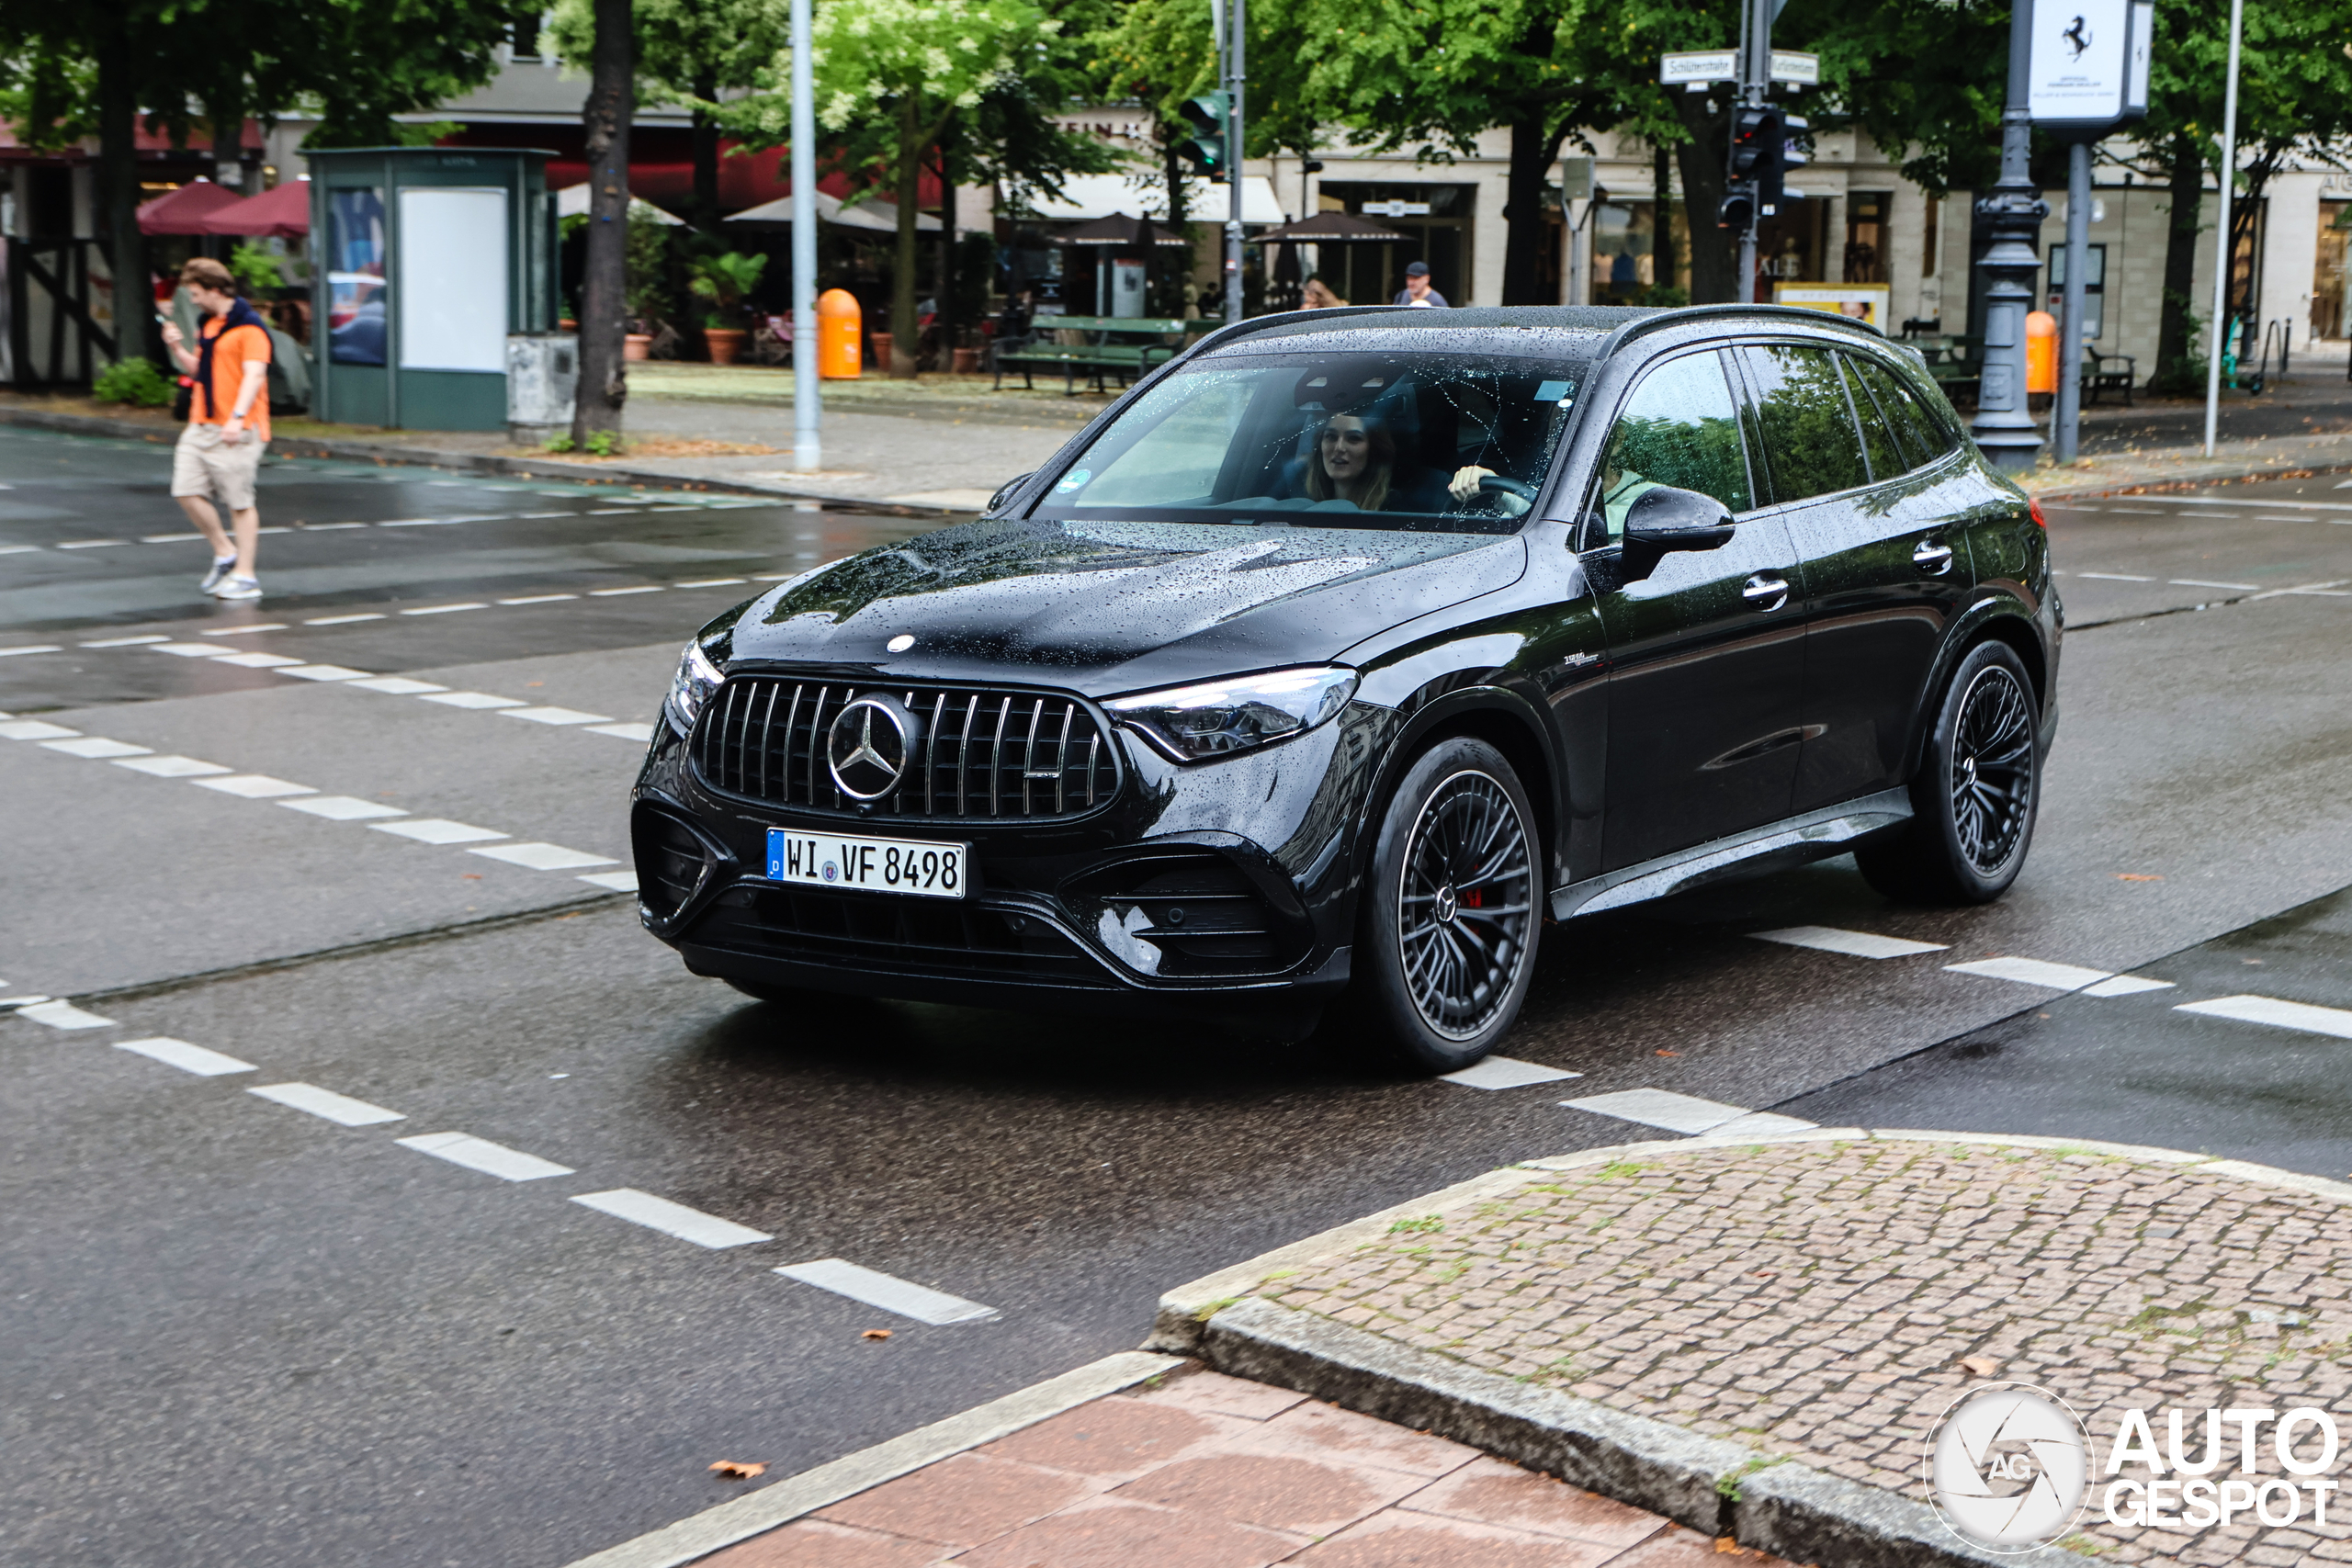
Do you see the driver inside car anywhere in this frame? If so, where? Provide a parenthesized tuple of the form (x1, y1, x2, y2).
(1304, 410, 1503, 513)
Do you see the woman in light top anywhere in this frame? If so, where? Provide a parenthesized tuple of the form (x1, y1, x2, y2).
(1306, 411, 1498, 512)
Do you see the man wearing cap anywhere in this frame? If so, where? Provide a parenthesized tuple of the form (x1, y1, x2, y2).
(159, 256, 273, 602)
(1392, 262, 1449, 308)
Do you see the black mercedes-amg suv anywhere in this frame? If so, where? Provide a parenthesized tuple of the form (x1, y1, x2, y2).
(629, 304, 2059, 1071)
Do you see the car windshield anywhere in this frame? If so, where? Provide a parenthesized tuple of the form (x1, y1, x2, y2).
(1027, 350, 1589, 535)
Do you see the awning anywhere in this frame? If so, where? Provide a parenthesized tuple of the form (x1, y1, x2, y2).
(136, 178, 243, 236)
(1052, 213, 1189, 248)
(725, 190, 941, 233)
(554, 184, 684, 225)
(1004, 173, 1286, 227)
(1250, 210, 1408, 244)
(201, 177, 311, 238)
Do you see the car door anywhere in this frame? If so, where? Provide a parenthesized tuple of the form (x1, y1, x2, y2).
(1584, 348, 1805, 872)
(1736, 343, 1971, 811)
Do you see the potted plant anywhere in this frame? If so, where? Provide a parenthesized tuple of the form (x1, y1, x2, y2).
(689, 252, 768, 366)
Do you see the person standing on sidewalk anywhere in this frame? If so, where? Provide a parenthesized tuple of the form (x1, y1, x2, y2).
(1392, 261, 1449, 308)
(160, 257, 273, 602)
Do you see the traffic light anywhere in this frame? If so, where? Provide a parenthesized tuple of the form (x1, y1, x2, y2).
(1718, 186, 1755, 231)
(1175, 93, 1231, 181)
(1731, 106, 1782, 184)
(1767, 114, 1810, 212)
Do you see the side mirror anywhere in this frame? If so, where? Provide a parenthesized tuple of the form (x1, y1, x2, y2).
(985, 473, 1035, 515)
(1622, 484, 1737, 554)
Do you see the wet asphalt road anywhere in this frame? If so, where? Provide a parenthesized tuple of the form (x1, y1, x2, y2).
(4, 426, 2351, 1567)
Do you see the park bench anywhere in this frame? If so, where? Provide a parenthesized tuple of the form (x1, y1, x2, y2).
(2082, 349, 2137, 406)
(992, 316, 1211, 395)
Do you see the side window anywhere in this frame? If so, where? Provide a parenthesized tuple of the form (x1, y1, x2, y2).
(1852, 355, 1952, 467)
(1591, 351, 1752, 542)
(1736, 344, 1869, 503)
(1838, 354, 1908, 480)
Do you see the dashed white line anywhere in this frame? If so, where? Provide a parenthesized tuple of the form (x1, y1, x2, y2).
(212, 651, 305, 669)
(585, 722, 656, 742)
(278, 665, 370, 682)
(2078, 572, 2155, 583)
(1439, 1055, 1583, 1089)
(193, 774, 316, 799)
(421, 692, 524, 710)
(1753, 925, 1950, 960)
(497, 593, 577, 605)
(82, 635, 171, 648)
(499, 705, 611, 727)
(0, 720, 81, 740)
(2176, 994, 2352, 1041)
(1561, 1088, 1816, 1137)
(2169, 580, 2261, 591)
(401, 603, 490, 615)
(56, 538, 128, 549)
(279, 795, 409, 821)
(201, 624, 287, 637)
(248, 1082, 406, 1126)
(153, 641, 229, 657)
(0, 644, 62, 657)
(570, 1189, 773, 1248)
(113, 754, 232, 778)
(773, 1259, 998, 1325)
(469, 842, 618, 871)
(368, 818, 508, 845)
(397, 1132, 574, 1181)
(307, 613, 387, 626)
(588, 585, 662, 597)
(677, 578, 748, 588)
(17, 999, 116, 1030)
(1944, 956, 2113, 990)
(2083, 975, 2176, 998)
(577, 870, 639, 892)
(345, 676, 447, 694)
(117, 1036, 255, 1077)
(41, 737, 152, 760)
(141, 532, 205, 543)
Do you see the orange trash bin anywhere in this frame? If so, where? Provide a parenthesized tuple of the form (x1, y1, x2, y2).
(818, 289, 863, 379)
(2025, 310, 2058, 395)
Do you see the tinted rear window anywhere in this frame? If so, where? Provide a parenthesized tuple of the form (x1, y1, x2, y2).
(1736, 344, 1869, 503)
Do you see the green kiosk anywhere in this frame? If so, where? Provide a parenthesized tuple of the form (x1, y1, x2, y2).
(308, 147, 560, 430)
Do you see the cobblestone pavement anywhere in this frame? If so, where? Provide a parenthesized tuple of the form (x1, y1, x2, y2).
(703, 1367, 1786, 1568)
(1250, 1135, 2352, 1566)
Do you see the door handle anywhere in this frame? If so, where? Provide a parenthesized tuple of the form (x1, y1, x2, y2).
(1913, 538, 1955, 575)
(1741, 573, 1790, 612)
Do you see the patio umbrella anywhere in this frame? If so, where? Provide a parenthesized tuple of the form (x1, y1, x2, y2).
(136, 178, 243, 236)
(201, 176, 311, 238)
(1052, 212, 1188, 247)
(1247, 210, 1408, 243)
(554, 184, 684, 225)
(725, 190, 939, 233)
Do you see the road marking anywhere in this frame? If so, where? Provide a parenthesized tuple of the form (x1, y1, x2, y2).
(499, 705, 612, 726)
(1753, 925, 1950, 959)
(1562, 1088, 1816, 1136)
(153, 641, 230, 657)
(300, 522, 368, 531)
(279, 665, 370, 682)
(280, 795, 409, 821)
(117, 1036, 254, 1076)
(212, 651, 306, 669)
(2176, 994, 2352, 1041)
(516, 511, 580, 518)
(113, 754, 232, 777)
(2105, 506, 2166, 515)
(81, 635, 172, 648)
(0, 995, 53, 1008)
(0, 719, 80, 740)
(1944, 956, 2113, 990)
(577, 870, 639, 892)
(0, 644, 62, 657)
(401, 603, 490, 615)
(2169, 580, 2261, 591)
(498, 594, 577, 605)
(41, 737, 152, 759)
(141, 532, 205, 543)
(2252, 580, 2352, 600)
(248, 1082, 406, 1126)
(2083, 975, 2176, 997)
(773, 1258, 999, 1325)
(201, 624, 287, 637)
(677, 578, 748, 588)
(2184, 493, 2352, 511)
(308, 613, 387, 625)
(570, 1189, 773, 1248)
(345, 676, 448, 694)
(0, 544, 37, 554)
(585, 721, 656, 742)
(2078, 572, 2155, 582)
(56, 538, 127, 548)
(588, 585, 663, 597)
(470, 841, 619, 871)
(397, 1132, 574, 1181)
(17, 999, 116, 1030)
(1439, 1055, 1584, 1089)
(194, 773, 317, 799)
(2253, 516, 2317, 524)
(421, 692, 524, 709)
(369, 818, 508, 845)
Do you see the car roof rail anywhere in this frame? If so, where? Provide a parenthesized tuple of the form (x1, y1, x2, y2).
(1593, 301, 1891, 365)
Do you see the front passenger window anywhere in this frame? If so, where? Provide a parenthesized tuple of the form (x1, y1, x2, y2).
(1737, 344, 1869, 503)
(1591, 351, 1752, 541)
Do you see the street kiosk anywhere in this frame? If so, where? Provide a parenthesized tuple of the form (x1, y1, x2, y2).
(307, 147, 560, 430)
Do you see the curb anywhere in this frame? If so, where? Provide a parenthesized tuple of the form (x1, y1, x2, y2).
(2023, 449, 2352, 500)
(557, 1349, 1181, 1568)
(1153, 1126, 2352, 1568)
(0, 404, 965, 516)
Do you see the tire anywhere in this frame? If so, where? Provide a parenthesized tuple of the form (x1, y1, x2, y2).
(1353, 737, 1543, 1073)
(1857, 639, 2041, 905)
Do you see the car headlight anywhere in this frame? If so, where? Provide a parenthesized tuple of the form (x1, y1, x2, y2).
(664, 639, 724, 735)
(1105, 666, 1358, 762)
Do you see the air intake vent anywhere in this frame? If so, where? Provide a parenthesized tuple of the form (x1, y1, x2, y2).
(691, 678, 1119, 822)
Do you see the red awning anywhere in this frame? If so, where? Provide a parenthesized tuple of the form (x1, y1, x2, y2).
(202, 177, 311, 238)
(137, 178, 243, 235)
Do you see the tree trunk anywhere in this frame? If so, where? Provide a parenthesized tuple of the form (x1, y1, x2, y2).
(690, 67, 721, 235)
(1500, 110, 1566, 306)
(2151, 131, 2204, 393)
(936, 140, 956, 372)
(96, 25, 149, 366)
(573, 0, 634, 442)
(1672, 92, 1736, 305)
(1652, 143, 1673, 300)
(891, 95, 921, 379)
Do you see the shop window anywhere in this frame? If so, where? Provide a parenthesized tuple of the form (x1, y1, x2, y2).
(1314, 183, 1475, 306)
(1589, 200, 1690, 305)
(2313, 198, 2352, 341)
(2046, 243, 2107, 341)
(326, 188, 389, 366)
(1845, 190, 1892, 284)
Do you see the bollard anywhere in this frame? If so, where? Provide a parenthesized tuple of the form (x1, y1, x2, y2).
(818, 288, 862, 379)
(2025, 310, 2058, 395)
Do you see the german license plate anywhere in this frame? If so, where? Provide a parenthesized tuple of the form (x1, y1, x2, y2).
(765, 827, 967, 899)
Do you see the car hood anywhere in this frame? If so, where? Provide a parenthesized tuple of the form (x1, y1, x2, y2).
(726, 517, 1528, 694)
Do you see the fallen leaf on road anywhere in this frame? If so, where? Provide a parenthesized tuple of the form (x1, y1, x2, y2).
(709, 1461, 766, 1480)
(862, 1328, 892, 1340)
(1958, 1356, 1999, 1377)
(2117, 874, 2164, 882)
(1655, 1049, 1679, 1057)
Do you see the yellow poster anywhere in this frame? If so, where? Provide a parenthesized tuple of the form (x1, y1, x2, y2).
(1772, 283, 1893, 327)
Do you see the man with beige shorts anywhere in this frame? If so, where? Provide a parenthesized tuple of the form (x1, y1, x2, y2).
(160, 257, 274, 602)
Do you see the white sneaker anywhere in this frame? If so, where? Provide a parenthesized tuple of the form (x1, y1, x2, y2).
(212, 576, 264, 602)
(200, 557, 237, 592)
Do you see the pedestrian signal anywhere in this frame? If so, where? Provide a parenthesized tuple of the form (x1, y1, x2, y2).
(1176, 93, 1231, 181)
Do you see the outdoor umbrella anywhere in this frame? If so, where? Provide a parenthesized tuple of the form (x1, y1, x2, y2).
(725, 190, 939, 233)
(136, 178, 243, 236)
(202, 176, 311, 238)
(1247, 210, 1408, 244)
(1051, 212, 1188, 247)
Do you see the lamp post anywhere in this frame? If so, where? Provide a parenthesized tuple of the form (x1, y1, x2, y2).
(2201, 0, 2243, 456)
(790, 0, 820, 471)
(1968, 0, 2049, 470)
(1224, 0, 1246, 323)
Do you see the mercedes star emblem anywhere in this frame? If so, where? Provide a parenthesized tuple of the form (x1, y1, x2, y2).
(827, 694, 918, 800)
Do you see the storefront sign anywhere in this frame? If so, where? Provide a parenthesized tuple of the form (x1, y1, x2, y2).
(2029, 0, 2153, 135)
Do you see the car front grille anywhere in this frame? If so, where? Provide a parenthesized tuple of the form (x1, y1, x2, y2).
(690, 677, 1120, 821)
(687, 886, 1115, 987)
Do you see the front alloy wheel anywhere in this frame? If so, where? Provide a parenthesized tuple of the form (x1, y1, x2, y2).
(1858, 638, 2041, 904)
(1357, 737, 1541, 1071)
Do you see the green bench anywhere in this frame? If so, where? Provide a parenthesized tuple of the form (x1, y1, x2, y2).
(993, 316, 1213, 395)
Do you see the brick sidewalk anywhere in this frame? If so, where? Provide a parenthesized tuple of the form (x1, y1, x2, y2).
(702, 1366, 1786, 1568)
(1244, 1136, 2352, 1566)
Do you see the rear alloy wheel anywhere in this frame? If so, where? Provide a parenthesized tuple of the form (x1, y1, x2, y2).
(1858, 639, 2041, 905)
(1356, 738, 1541, 1072)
